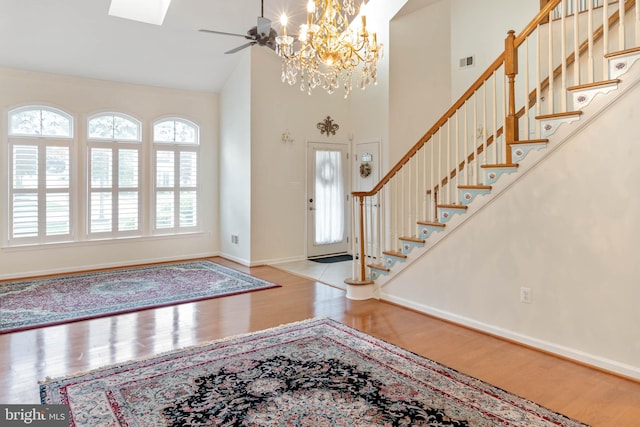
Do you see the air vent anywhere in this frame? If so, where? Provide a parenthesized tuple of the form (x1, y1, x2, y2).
(459, 56, 475, 68)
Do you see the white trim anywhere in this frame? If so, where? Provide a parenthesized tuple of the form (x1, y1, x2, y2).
(0, 250, 218, 281)
(382, 293, 640, 380)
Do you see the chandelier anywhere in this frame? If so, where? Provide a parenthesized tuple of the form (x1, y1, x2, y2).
(276, 0, 383, 98)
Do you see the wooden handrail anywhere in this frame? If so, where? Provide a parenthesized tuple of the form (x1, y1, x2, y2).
(352, 0, 571, 198)
(349, 0, 636, 282)
(352, 52, 505, 198)
(353, 0, 634, 199)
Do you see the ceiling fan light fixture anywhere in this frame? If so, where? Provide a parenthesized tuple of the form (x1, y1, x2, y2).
(108, 0, 172, 26)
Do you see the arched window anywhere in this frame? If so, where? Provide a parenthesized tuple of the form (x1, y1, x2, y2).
(7, 106, 74, 244)
(87, 113, 142, 236)
(152, 118, 199, 232)
(9, 105, 73, 137)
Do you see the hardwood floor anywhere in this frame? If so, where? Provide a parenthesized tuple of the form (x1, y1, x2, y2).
(1, 257, 639, 425)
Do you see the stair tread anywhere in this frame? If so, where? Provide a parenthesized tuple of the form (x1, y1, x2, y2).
(481, 163, 519, 169)
(535, 111, 582, 120)
(367, 263, 390, 272)
(567, 79, 620, 91)
(508, 139, 549, 145)
(604, 46, 640, 58)
(417, 221, 446, 227)
(437, 204, 469, 210)
(399, 236, 426, 243)
(458, 185, 492, 190)
(383, 250, 407, 259)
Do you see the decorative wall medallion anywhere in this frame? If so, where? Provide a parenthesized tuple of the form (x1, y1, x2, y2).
(514, 149, 524, 157)
(488, 172, 497, 180)
(544, 123, 553, 131)
(317, 116, 339, 136)
(442, 212, 450, 219)
(577, 95, 587, 103)
(464, 193, 472, 201)
(615, 62, 626, 70)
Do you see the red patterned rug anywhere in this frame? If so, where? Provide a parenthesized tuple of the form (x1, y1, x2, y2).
(0, 260, 279, 334)
(40, 318, 588, 426)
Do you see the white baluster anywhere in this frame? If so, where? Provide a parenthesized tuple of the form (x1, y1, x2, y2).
(636, 0, 640, 46)
(588, 0, 595, 83)
(454, 112, 460, 204)
(548, 8, 554, 114)
(536, 23, 542, 139)
(446, 120, 451, 204)
(492, 71, 498, 164)
(485, 81, 490, 166)
(524, 37, 531, 139)
(603, 0, 609, 78)
(619, 0, 626, 50)
(438, 128, 442, 209)
(575, 0, 581, 87)
(430, 139, 434, 220)
(464, 100, 469, 185)
(561, 0, 568, 111)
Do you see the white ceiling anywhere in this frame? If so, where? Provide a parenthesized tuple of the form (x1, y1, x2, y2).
(0, 0, 310, 93)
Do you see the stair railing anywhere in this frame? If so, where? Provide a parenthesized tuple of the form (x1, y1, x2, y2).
(348, 0, 639, 285)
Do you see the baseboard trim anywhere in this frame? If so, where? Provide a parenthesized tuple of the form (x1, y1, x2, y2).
(0, 252, 220, 281)
(382, 293, 640, 381)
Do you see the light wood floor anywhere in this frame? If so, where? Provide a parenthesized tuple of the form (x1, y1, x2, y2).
(1, 257, 639, 426)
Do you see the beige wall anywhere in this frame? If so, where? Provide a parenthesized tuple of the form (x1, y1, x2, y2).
(0, 68, 219, 279)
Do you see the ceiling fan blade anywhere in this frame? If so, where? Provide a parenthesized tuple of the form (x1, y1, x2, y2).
(257, 16, 271, 37)
(199, 29, 251, 39)
(225, 42, 256, 54)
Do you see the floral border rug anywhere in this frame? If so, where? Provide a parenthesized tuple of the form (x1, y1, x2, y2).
(40, 318, 588, 426)
(0, 260, 279, 334)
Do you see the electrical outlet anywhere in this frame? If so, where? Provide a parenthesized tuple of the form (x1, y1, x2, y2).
(520, 287, 532, 304)
(231, 234, 239, 245)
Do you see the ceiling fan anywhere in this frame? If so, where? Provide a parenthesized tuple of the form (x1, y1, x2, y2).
(199, 0, 277, 54)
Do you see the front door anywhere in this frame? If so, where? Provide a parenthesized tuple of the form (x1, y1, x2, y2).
(307, 142, 349, 258)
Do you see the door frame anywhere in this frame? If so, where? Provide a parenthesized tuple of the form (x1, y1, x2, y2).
(305, 141, 351, 258)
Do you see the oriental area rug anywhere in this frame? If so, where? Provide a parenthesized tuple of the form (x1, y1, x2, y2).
(40, 318, 588, 427)
(0, 260, 278, 334)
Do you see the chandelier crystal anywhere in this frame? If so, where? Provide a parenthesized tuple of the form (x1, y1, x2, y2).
(276, 0, 383, 98)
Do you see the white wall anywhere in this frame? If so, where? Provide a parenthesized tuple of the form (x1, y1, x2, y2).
(382, 80, 640, 378)
(350, 0, 411, 177)
(219, 47, 350, 266)
(248, 47, 350, 265)
(0, 68, 219, 279)
(219, 52, 253, 265)
(450, 0, 539, 101)
(389, 0, 451, 165)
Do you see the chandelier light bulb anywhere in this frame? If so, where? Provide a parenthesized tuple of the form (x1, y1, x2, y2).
(280, 14, 288, 36)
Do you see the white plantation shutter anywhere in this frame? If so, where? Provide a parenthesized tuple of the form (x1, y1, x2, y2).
(153, 118, 199, 232)
(8, 106, 73, 244)
(5, 107, 202, 247)
(87, 113, 141, 236)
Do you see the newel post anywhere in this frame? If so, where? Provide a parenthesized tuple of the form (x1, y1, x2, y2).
(505, 30, 518, 164)
(356, 195, 367, 282)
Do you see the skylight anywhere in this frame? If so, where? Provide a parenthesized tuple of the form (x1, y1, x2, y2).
(108, 0, 172, 26)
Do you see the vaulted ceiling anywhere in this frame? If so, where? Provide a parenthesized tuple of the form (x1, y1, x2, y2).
(0, 0, 309, 92)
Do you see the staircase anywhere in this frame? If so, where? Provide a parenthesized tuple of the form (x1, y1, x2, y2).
(345, 0, 640, 299)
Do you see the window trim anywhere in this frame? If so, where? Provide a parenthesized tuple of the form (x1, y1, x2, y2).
(152, 117, 200, 234)
(7, 106, 76, 246)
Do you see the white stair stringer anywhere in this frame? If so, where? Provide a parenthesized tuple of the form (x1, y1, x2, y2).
(369, 59, 640, 293)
